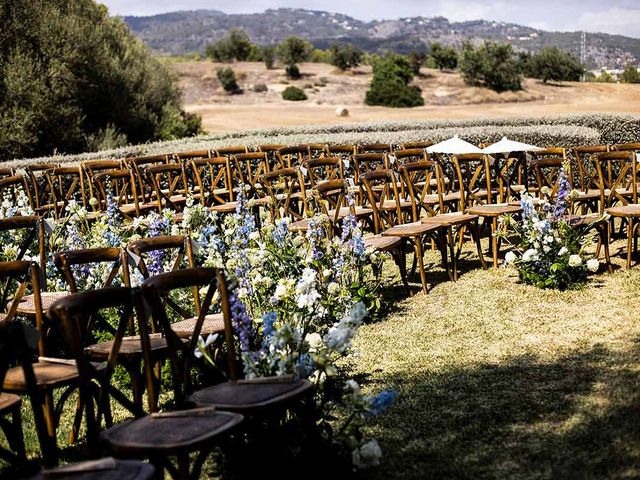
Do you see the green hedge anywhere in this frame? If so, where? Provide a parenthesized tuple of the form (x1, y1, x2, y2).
(8, 113, 637, 168)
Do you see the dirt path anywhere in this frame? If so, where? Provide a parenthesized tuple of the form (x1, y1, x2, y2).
(174, 61, 640, 133)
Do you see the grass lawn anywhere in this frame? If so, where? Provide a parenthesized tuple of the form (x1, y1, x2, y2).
(3, 242, 640, 479)
(356, 247, 640, 480)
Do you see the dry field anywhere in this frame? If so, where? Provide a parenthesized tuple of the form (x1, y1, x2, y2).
(173, 61, 640, 134)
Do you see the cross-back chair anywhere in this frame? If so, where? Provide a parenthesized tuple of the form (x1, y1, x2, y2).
(302, 156, 344, 189)
(358, 143, 393, 154)
(0, 175, 34, 212)
(45, 166, 87, 218)
(188, 157, 234, 212)
(259, 167, 307, 223)
(125, 154, 170, 208)
(80, 160, 123, 208)
(146, 163, 189, 212)
(275, 145, 310, 169)
(229, 152, 271, 203)
(92, 169, 152, 219)
(25, 163, 59, 217)
(572, 145, 609, 214)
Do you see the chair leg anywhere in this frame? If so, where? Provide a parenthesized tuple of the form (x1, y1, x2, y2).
(470, 221, 488, 270)
(413, 237, 429, 294)
(8, 405, 26, 465)
(491, 217, 499, 268)
(599, 223, 613, 274)
(626, 218, 634, 269)
(391, 246, 410, 291)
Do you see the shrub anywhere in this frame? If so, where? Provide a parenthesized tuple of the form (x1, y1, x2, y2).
(621, 65, 640, 84)
(459, 41, 522, 92)
(528, 47, 584, 83)
(0, 0, 200, 160)
(252, 83, 268, 93)
(216, 67, 240, 93)
(590, 70, 615, 83)
(260, 45, 276, 70)
(429, 43, 458, 70)
(365, 55, 425, 108)
(282, 86, 307, 101)
(205, 28, 253, 62)
(278, 36, 313, 78)
(407, 51, 428, 75)
(329, 43, 363, 71)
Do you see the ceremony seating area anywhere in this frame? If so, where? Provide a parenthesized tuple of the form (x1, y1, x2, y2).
(0, 139, 639, 478)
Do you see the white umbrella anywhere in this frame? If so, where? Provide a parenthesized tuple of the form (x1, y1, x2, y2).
(426, 135, 483, 154)
(481, 137, 543, 154)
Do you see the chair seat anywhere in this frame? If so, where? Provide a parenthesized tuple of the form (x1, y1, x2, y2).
(31, 458, 155, 480)
(468, 204, 522, 216)
(101, 409, 242, 454)
(381, 199, 412, 210)
(86, 335, 168, 359)
(574, 189, 601, 201)
(3, 358, 96, 391)
(0, 393, 21, 412)
(363, 234, 402, 251)
(288, 219, 311, 233)
(188, 378, 313, 411)
(382, 221, 441, 238)
(171, 314, 225, 338)
(210, 202, 237, 213)
(423, 212, 479, 226)
(607, 204, 640, 217)
(563, 214, 605, 227)
(327, 206, 373, 219)
(16, 291, 70, 316)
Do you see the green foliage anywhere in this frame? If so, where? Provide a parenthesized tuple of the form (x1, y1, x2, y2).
(429, 43, 458, 70)
(365, 54, 425, 108)
(277, 36, 313, 78)
(216, 67, 240, 93)
(311, 48, 331, 64)
(459, 41, 523, 92)
(282, 86, 307, 101)
(407, 51, 428, 76)
(204, 28, 252, 62)
(0, 0, 200, 160)
(528, 47, 584, 83)
(252, 83, 268, 93)
(285, 64, 301, 80)
(621, 64, 640, 83)
(329, 43, 364, 71)
(590, 70, 615, 83)
(260, 45, 276, 70)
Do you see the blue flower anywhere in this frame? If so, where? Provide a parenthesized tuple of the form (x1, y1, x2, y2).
(369, 389, 398, 416)
(229, 292, 254, 353)
(262, 311, 277, 339)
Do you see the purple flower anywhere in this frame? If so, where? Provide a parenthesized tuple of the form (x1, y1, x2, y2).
(229, 292, 254, 353)
(553, 168, 570, 220)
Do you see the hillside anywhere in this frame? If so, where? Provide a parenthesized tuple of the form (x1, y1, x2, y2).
(123, 8, 640, 69)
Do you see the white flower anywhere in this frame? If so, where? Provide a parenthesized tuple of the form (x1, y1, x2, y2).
(504, 251, 517, 265)
(352, 439, 382, 470)
(194, 334, 218, 358)
(558, 247, 568, 256)
(540, 186, 550, 195)
(522, 248, 538, 262)
(327, 282, 340, 294)
(568, 254, 583, 267)
(249, 231, 260, 241)
(305, 332, 323, 351)
(544, 235, 554, 244)
(89, 197, 98, 207)
(587, 258, 599, 272)
(322, 269, 332, 279)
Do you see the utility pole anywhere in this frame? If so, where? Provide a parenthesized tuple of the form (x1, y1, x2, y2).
(580, 31, 586, 82)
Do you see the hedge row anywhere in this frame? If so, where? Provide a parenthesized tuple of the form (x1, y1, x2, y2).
(8, 113, 636, 168)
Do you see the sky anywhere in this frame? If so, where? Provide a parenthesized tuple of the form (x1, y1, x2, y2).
(99, 0, 640, 38)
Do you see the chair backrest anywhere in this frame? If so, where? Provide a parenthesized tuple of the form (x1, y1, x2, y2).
(572, 145, 609, 194)
(54, 247, 130, 293)
(613, 143, 640, 153)
(125, 154, 170, 206)
(175, 150, 211, 161)
(45, 166, 85, 217)
(390, 148, 428, 168)
(80, 160, 123, 206)
(489, 152, 529, 203)
(92, 169, 140, 217)
(358, 143, 393, 154)
(595, 151, 638, 208)
(529, 148, 569, 201)
(452, 154, 493, 210)
(0, 175, 34, 212)
(141, 267, 233, 406)
(401, 141, 433, 149)
(146, 163, 189, 212)
(312, 179, 350, 233)
(259, 167, 307, 221)
(400, 160, 445, 219)
(360, 169, 408, 233)
(276, 145, 310, 169)
(352, 153, 389, 185)
(25, 163, 58, 214)
(257, 144, 286, 169)
(0, 216, 46, 277)
(303, 157, 344, 188)
(128, 235, 195, 281)
(215, 146, 249, 158)
(229, 152, 270, 199)
(188, 157, 233, 206)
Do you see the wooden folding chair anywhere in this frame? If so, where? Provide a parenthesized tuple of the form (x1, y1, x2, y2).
(125, 154, 170, 209)
(25, 163, 59, 217)
(45, 166, 87, 218)
(259, 167, 307, 223)
(275, 145, 310, 169)
(571, 145, 609, 214)
(92, 169, 153, 219)
(146, 163, 189, 212)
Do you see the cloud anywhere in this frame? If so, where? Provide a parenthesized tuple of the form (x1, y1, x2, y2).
(576, 7, 640, 37)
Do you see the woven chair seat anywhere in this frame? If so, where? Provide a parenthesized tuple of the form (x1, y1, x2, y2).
(86, 335, 168, 358)
(363, 235, 402, 251)
(607, 204, 640, 217)
(423, 212, 479, 226)
(16, 291, 69, 316)
(31, 458, 155, 480)
(3, 357, 102, 391)
(101, 410, 242, 453)
(188, 378, 312, 411)
(383, 221, 441, 238)
(327, 206, 373, 219)
(171, 314, 225, 338)
(468, 204, 522, 216)
(0, 393, 21, 412)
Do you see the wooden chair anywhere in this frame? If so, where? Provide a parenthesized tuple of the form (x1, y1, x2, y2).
(125, 154, 170, 209)
(0, 167, 14, 180)
(54, 247, 167, 412)
(142, 268, 313, 420)
(45, 166, 87, 218)
(453, 154, 522, 268)
(0, 175, 35, 213)
(390, 148, 428, 168)
(572, 145, 609, 214)
(146, 163, 189, 212)
(259, 167, 307, 223)
(361, 169, 445, 294)
(214, 145, 249, 158)
(275, 145, 310, 169)
(257, 144, 286, 170)
(597, 151, 640, 268)
(401, 161, 487, 280)
(229, 152, 271, 204)
(175, 150, 211, 161)
(92, 169, 153, 219)
(302, 156, 344, 189)
(25, 163, 59, 217)
(358, 143, 393, 154)
(326, 145, 357, 176)
(80, 160, 123, 208)
(188, 157, 235, 213)
(50, 286, 243, 479)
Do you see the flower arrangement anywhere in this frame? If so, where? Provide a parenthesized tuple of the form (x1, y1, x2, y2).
(499, 165, 601, 290)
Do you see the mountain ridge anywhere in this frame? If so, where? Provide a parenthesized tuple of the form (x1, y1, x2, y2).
(121, 8, 640, 69)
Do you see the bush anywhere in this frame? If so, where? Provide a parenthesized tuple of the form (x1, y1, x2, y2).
(0, 0, 200, 160)
(278, 36, 313, 78)
(621, 65, 640, 84)
(430, 43, 458, 70)
(216, 67, 240, 93)
(407, 51, 428, 76)
(365, 55, 425, 108)
(329, 43, 363, 71)
(282, 86, 307, 101)
(589, 70, 615, 83)
(260, 45, 276, 70)
(252, 83, 268, 93)
(459, 41, 522, 92)
(528, 47, 584, 83)
(205, 28, 253, 62)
